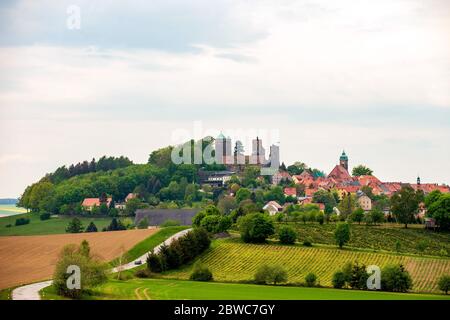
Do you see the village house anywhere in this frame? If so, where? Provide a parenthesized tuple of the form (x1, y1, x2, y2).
(272, 171, 292, 185)
(82, 197, 112, 211)
(284, 187, 297, 198)
(263, 201, 283, 216)
(356, 191, 372, 211)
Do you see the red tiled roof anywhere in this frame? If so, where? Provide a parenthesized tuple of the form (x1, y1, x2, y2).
(284, 187, 297, 197)
(82, 197, 112, 207)
(328, 165, 352, 182)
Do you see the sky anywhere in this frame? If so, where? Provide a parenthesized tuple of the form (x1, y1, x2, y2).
(0, 0, 449, 198)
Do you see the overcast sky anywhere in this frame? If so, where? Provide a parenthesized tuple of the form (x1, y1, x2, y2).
(0, 0, 449, 198)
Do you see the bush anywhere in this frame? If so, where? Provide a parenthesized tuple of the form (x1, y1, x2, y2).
(305, 273, 317, 287)
(238, 213, 275, 243)
(381, 264, 412, 292)
(438, 275, 450, 295)
(53, 241, 107, 299)
(334, 222, 351, 249)
(302, 237, 313, 247)
(66, 217, 83, 233)
(349, 262, 369, 290)
(39, 212, 51, 221)
(278, 226, 297, 245)
(103, 218, 126, 232)
(137, 217, 149, 229)
(15, 218, 30, 226)
(190, 263, 213, 282)
(316, 212, 325, 225)
(332, 271, 347, 289)
(254, 264, 288, 285)
(85, 222, 98, 233)
(161, 219, 180, 227)
(147, 251, 165, 273)
(135, 269, 152, 278)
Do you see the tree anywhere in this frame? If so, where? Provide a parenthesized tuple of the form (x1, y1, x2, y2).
(104, 218, 126, 231)
(332, 271, 347, 289)
(85, 222, 98, 232)
(254, 265, 288, 285)
(349, 262, 369, 290)
(390, 185, 421, 228)
(350, 208, 365, 224)
(236, 188, 251, 203)
(147, 251, 165, 273)
(217, 196, 237, 215)
(334, 222, 351, 249)
(381, 264, 412, 292)
(424, 190, 442, 208)
(278, 226, 297, 244)
(287, 162, 307, 176)
(352, 165, 373, 176)
(427, 193, 450, 231)
(366, 208, 385, 225)
(438, 275, 450, 295)
(305, 273, 317, 287)
(238, 213, 275, 243)
(338, 194, 356, 219)
(66, 218, 83, 233)
(53, 241, 107, 299)
(137, 217, 149, 229)
(190, 263, 213, 282)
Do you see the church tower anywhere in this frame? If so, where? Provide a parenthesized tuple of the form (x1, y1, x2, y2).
(339, 150, 349, 171)
(417, 176, 421, 186)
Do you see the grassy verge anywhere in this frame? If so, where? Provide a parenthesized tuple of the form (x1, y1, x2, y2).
(46, 278, 450, 300)
(0, 287, 13, 300)
(110, 226, 189, 266)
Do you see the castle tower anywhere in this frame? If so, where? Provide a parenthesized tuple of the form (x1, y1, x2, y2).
(252, 137, 266, 165)
(339, 150, 349, 171)
(215, 133, 232, 165)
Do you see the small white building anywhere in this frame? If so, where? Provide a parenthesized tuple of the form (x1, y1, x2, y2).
(263, 201, 283, 216)
(356, 191, 372, 211)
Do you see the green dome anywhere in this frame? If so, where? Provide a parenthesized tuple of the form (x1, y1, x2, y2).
(340, 151, 348, 161)
(217, 132, 226, 140)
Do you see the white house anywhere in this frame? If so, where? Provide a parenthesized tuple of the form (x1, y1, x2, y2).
(263, 201, 283, 216)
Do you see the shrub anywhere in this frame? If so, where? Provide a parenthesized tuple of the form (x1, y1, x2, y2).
(103, 218, 126, 231)
(305, 273, 317, 287)
(254, 264, 288, 285)
(438, 275, 450, 295)
(316, 212, 325, 225)
(53, 241, 107, 299)
(416, 240, 428, 255)
(161, 219, 181, 227)
(85, 222, 98, 233)
(334, 222, 350, 249)
(349, 262, 369, 290)
(238, 213, 275, 243)
(39, 212, 51, 221)
(147, 251, 165, 273)
(381, 264, 412, 292)
(66, 217, 83, 233)
(15, 218, 30, 226)
(278, 226, 297, 245)
(135, 269, 152, 278)
(5, 224, 12, 228)
(302, 237, 313, 247)
(137, 217, 149, 229)
(350, 208, 364, 224)
(190, 263, 213, 282)
(332, 271, 347, 289)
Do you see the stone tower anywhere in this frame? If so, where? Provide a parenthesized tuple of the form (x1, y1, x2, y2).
(339, 150, 349, 171)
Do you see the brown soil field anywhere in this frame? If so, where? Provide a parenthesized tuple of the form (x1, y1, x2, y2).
(0, 228, 158, 290)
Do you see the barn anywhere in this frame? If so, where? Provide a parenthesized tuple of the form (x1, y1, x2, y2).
(134, 209, 200, 226)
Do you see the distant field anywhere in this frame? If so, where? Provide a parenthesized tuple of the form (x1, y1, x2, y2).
(0, 213, 113, 236)
(0, 228, 158, 290)
(41, 278, 450, 300)
(0, 205, 27, 217)
(284, 223, 450, 256)
(164, 238, 450, 293)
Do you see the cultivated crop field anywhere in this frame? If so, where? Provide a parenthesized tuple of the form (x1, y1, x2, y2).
(164, 239, 450, 293)
(284, 223, 450, 256)
(0, 228, 158, 290)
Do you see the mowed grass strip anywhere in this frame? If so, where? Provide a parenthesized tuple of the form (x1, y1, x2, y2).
(163, 239, 450, 293)
(42, 278, 450, 300)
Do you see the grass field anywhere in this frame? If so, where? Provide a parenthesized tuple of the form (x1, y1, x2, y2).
(0, 205, 27, 217)
(283, 223, 450, 256)
(41, 278, 450, 300)
(0, 213, 113, 236)
(163, 238, 450, 293)
(0, 228, 158, 290)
